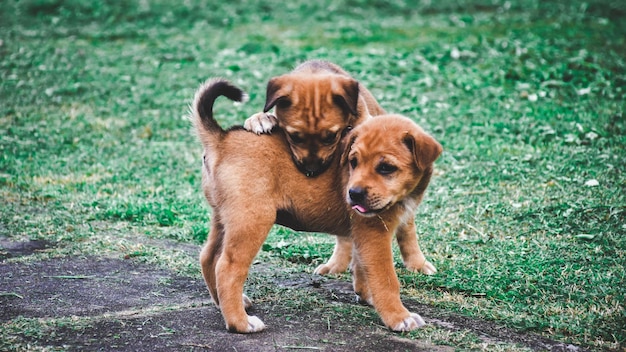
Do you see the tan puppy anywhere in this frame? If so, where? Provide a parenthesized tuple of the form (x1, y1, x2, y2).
(192, 78, 442, 333)
(244, 60, 385, 176)
(244, 60, 436, 276)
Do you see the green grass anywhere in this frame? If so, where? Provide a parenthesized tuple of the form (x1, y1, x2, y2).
(1, 0, 625, 350)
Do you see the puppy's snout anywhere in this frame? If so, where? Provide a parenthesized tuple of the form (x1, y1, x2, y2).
(304, 160, 322, 173)
(348, 187, 367, 203)
(300, 157, 326, 177)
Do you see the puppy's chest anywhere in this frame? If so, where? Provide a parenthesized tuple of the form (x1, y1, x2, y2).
(396, 198, 419, 225)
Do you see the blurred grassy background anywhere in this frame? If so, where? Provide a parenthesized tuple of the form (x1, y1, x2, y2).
(1, 0, 625, 350)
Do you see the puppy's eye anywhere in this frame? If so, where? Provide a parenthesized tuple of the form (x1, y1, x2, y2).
(349, 158, 358, 169)
(277, 98, 291, 109)
(376, 162, 398, 175)
(320, 132, 337, 145)
(341, 126, 352, 138)
(288, 133, 305, 145)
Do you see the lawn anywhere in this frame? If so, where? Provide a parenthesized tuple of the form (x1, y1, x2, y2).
(1, 0, 625, 350)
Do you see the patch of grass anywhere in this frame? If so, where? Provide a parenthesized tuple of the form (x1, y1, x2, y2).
(1, 0, 625, 350)
(263, 227, 336, 266)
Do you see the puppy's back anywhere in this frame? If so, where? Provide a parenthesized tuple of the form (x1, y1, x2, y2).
(293, 60, 350, 77)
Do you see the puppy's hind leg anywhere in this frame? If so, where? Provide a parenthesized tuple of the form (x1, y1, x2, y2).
(199, 214, 253, 309)
(200, 214, 225, 306)
(396, 219, 436, 275)
(215, 217, 274, 333)
(314, 236, 353, 275)
(350, 245, 372, 305)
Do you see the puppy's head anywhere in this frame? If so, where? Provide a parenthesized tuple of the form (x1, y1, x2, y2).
(264, 73, 359, 177)
(342, 114, 442, 217)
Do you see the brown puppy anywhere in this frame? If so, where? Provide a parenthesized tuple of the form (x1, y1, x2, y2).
(244, 60, 436, 276)
(192, 78, 442, 333)
(244, 60, 385, 176)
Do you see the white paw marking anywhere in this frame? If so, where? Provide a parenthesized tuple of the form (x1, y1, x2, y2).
(246, 315, 266, 333)
(391, 313, 426, 332)
(259, 114, 277, 132)
(243, 112, 277, 134)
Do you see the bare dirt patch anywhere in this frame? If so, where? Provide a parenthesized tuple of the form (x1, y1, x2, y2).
(1, 239, 587, 351)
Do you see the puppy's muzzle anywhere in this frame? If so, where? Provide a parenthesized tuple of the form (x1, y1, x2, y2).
(348, 186, 372, 214)
(348, 187, 391, 216)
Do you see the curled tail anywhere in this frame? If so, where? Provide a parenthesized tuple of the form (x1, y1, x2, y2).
(192, 78, 248, 142)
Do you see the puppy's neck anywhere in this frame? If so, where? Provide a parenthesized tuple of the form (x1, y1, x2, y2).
(395, 197, 419, 227)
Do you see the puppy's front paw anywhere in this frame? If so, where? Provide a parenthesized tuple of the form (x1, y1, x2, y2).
(243, 112, 277, 134)
(391, 313, 426, 332)
(246, 315, 266, 333)
(228, 315, 266, 333)
(405, 259, 437, 275)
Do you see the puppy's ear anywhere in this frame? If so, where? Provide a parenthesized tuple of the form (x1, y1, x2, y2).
(264, 76, 293, 112)
(340, 131, 358, 168)
(403, 131, 442, 171)
(331, 77, 359, 117)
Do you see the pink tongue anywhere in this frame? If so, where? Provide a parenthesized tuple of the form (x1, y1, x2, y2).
(352, 204, 368, 213)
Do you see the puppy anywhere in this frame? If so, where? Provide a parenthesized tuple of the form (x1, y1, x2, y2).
(244, 60, 436, 276)
(192, 78, 442, 333)
(244, 60, 385, 177)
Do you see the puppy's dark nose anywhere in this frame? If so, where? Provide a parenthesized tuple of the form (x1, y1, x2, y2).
(348, 187, 366, 203)
(300, 158, 324, 177)
(304, 164, 320, 174)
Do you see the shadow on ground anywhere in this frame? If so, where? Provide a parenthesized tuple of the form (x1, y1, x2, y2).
(1, 239, 586, 351)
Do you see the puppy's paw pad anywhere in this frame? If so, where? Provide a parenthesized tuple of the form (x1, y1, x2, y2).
(242, 294, 252, 309)
(246, 315, 266, 333)
(391, 313, 426, 332)
(243, 112, 277, 134)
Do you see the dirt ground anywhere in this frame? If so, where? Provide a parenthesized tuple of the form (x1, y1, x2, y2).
(1, 238, 588, 351)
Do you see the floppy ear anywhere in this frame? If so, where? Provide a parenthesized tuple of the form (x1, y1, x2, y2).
(264, 76, 293, 112)
(402, 132, 443, 171)
(340, 131, 358, 168)
(331, 77, 359, 117)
